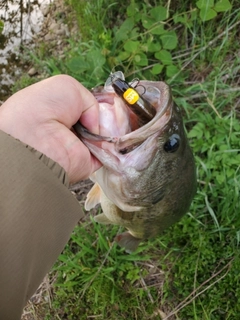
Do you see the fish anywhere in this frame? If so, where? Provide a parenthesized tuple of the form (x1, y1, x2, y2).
(74, 72, 197, 252)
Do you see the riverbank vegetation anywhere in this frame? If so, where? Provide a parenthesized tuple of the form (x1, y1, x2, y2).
(20, 0, 240, 319)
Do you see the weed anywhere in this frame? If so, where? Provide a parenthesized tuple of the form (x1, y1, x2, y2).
(19, 0, 240, 319)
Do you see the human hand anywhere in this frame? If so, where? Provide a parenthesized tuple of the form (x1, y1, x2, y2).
(0, 75, 102, 183)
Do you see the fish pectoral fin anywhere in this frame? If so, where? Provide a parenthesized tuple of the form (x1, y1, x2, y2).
(115, 232, 141, 253)
(94, 213, 114, 225)
(85, 183, 101, 211)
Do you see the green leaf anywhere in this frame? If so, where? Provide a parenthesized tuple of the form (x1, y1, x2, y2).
(200, 8, 217, 21)
(130, 27, 140, 39)
(127, 2, 141, 21)
(148, 41, 161, 53)
(134, 52, 148, 66)
(160, 31, 178, 49)
(151, 24, 165, 35)
(117, 51, 131, 61)
(150, 6, 167, 21)
(214, 0, 232, 12)
(155, 50, 172, 65)
(88, 49, 106, 68)
(115, 18, 134, 41)
(141, 15, 155, 29)
(151, 64, 164, 75)
(66, 57, 89, 73)
(196, 0, 214, 9)
(166, 65, 180, 77)
(173, 13, 187, 25)
(124, 40, 140, 52)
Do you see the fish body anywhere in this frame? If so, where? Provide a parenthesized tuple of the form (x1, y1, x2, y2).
(75, 78, 196, 252)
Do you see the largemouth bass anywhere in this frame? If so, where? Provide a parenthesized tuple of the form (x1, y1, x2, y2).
(74, 73, 196, 252)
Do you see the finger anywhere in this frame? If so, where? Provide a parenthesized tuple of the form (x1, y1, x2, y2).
(38, 75, 100, 135)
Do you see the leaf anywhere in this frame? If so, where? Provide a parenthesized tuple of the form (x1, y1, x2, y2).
(173, 13, 188, 25)
(160, 31, 178, 49)
(117, 51, 131, 61)
(141, 15, 155, 29)
(196, 0, 214, 9)
(124, 40, 140, 52)
(214, 0, 232, 12)
(127, 1, 141, 21)
(150, 24, 165, 35)
(134, 52, 148, 66)
(166, 65, 180, 77)
(148, 41, 161, 53)
(200, 8, 217, 21)
(151, 64, 164, 75)
(66, 57, 89, 73)
(188, 123, 204, 139)
(115, 18, 134, 42)
(155, 50, 172, 65)
(150, 6, 167, 21)
(88, 49, 106, 68)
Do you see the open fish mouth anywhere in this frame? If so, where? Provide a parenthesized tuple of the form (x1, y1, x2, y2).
(73, 72, 173, 155)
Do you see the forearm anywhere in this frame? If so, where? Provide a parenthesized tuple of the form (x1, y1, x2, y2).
(0, 130, 83, 320)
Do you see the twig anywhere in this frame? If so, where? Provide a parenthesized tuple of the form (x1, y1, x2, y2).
(163, 258, 234, 320)
(135, 261, 168, 320)
(184, 87, 240, 100)
(170, 20, 240, 82)
(135, 261, 154, 303)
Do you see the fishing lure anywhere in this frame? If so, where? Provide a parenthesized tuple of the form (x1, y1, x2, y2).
(106, 71, 156, 126)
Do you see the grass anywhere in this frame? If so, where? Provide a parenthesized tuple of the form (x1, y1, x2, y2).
(19, 0, 240, 319)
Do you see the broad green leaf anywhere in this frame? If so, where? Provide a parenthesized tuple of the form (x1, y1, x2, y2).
(127, 2, 141, 21)
(66, 57, 89, 73)
(150, 24, 165, 35)
(88, 49, 106, 68)
(166, 64, 180, 77)
(115, 18, 134, 41)
(150, 6, 167, 21)
(196, 0, 214, 9)
(151, 64, 164, 75)
(130, 27, 140, 39)
(155, 50, 172, 65)
(141, 15, 155, 29)
(134, 52, 148, 66)
(214, 0, 232, 12)
(200, 8, 217, 21)
(160, 31, 178, 50)
(148, 41, 161, 53)
(124, 40, 140, 52)
(117, 51, 131, 61)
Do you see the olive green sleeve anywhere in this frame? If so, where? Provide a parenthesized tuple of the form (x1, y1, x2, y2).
(0, 130, 84, 320)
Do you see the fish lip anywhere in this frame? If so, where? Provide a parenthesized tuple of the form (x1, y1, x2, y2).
(77, 81, 172, 147)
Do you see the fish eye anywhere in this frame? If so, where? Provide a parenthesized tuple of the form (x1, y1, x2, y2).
(164, 134, 180, 153)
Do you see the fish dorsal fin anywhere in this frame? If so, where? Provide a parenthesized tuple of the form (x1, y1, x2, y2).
(85, 183, 101, 211)
(94, 213, 114, 225)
